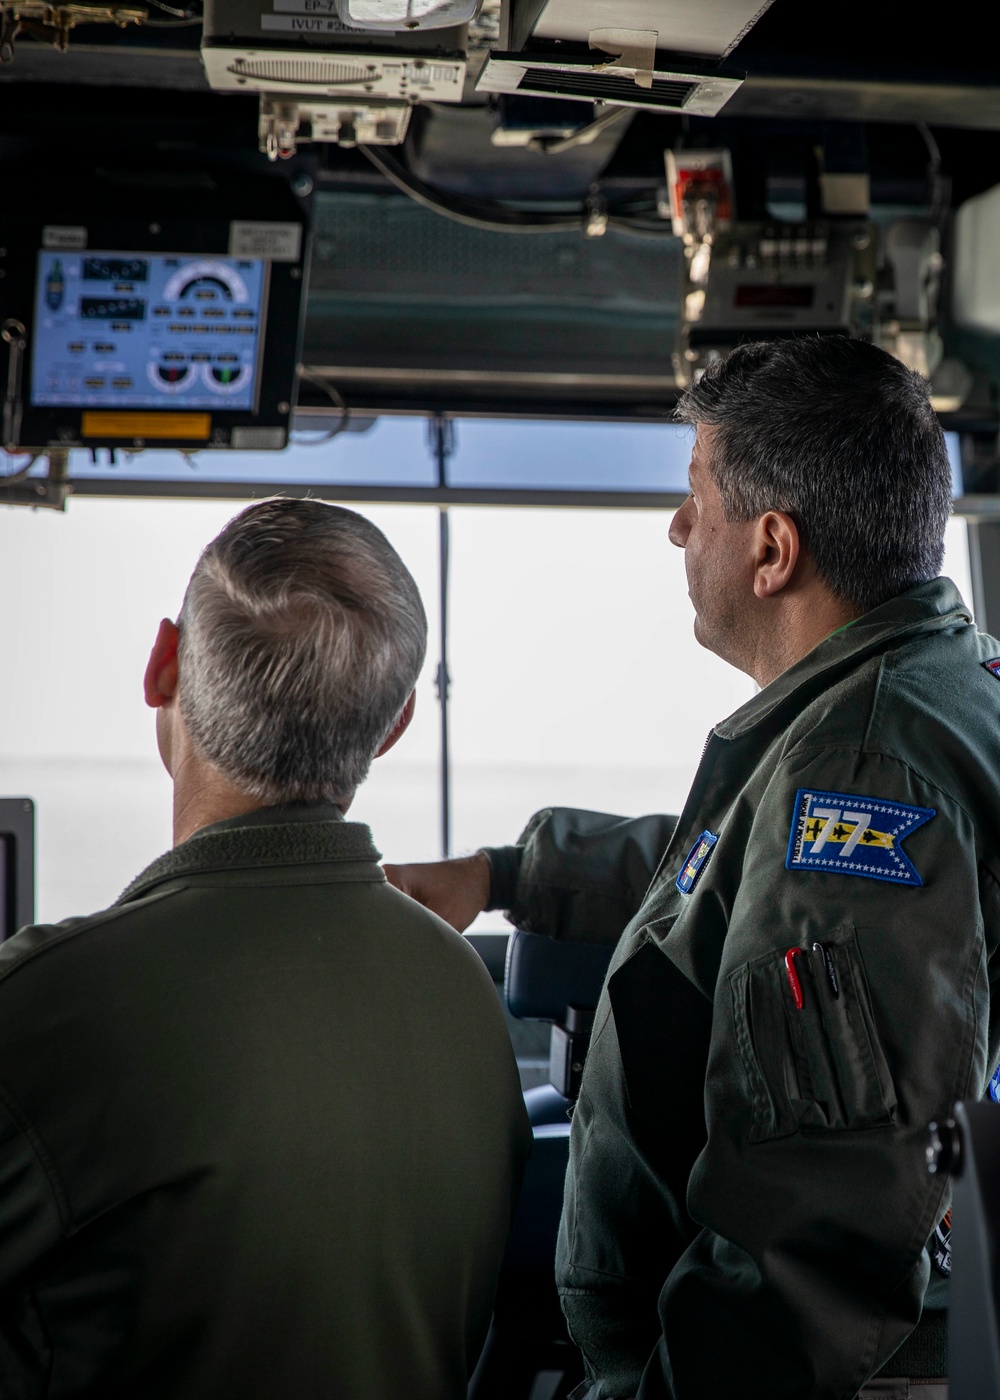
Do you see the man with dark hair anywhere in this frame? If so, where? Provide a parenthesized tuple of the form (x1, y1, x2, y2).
(676, 335, 952, 614)
(0, 498, 530, 1399)
(387, 337, 995, 1398)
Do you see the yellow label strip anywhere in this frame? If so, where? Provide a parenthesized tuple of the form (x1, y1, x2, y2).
(81, 411, 212, 440)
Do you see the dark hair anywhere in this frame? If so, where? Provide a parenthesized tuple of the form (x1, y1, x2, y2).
(675, 337, 953, 612)
(178, 498, 427, 803)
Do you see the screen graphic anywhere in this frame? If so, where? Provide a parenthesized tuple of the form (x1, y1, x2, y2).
(31, 251, 268, 412)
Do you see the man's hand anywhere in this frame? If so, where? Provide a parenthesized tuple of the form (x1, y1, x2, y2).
(382, 852, 492, 933)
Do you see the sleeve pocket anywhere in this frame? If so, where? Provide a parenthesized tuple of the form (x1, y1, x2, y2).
(729, 924, 897, 1142)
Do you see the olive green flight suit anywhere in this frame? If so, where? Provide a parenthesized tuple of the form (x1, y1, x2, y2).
(487, 578, 996, 1399)
(0, 804, 530, 1399)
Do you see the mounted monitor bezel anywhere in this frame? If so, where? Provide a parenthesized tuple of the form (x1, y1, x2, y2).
(1, 178, 308, 454)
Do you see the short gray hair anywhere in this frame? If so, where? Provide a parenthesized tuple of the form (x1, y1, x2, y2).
(676, 337, 953, 613)
(177, 499, 427, 803)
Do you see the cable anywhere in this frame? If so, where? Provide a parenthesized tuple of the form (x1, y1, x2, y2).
(147, 0, 193, 16)
(531, 104, 632, 156)
(140, 0, 203, 23)
(293, 367, 351, 444)
(1, 453, 41, 486)
(359, 143, 674, 238)
(359, 144, 580, 233)
(917, 121, 942, 175)
(917, 121, 947, 223)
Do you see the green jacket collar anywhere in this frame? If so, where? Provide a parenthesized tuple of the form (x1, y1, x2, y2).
(117, 802, 381, 906)
(716, 576, 973, 742)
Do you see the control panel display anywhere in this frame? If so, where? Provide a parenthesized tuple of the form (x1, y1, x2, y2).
(30, 251, 268, 412)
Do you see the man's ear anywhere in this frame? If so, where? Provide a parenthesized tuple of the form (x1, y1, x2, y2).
(143, 619, 180, 708)
(375, 690, 416, 758)
(753, 510, 801, 599)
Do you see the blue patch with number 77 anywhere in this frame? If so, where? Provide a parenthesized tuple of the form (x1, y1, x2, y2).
(785, 788, 935, 886)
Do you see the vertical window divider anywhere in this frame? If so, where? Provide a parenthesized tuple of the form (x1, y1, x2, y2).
(428, 415, 456, 858)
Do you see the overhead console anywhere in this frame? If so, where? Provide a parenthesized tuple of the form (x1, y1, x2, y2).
(5, 2, 1000, 487)
(0, 168, 308, 455)
(200, 0, 469, 159)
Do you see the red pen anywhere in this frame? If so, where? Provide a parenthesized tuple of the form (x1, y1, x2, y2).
(784, 947, 805, 1010)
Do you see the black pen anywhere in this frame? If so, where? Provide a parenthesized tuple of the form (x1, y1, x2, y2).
(812, 942, 840, 999)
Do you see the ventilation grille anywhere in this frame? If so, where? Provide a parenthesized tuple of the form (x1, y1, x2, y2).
(309, 191, 683, 306)
(228, 57, 375, 85)
(518, 69, 697, 108)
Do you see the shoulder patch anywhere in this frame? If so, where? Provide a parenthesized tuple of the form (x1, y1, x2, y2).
(676, 830, 718, 895)
(785, 787, 935, 887)
(984, 658, 1000, 680)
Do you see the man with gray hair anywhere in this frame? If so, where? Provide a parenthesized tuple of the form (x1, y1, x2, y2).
(0, 498, 530, 1399)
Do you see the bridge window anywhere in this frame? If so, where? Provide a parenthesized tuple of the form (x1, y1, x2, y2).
(0, 438, 975, 928)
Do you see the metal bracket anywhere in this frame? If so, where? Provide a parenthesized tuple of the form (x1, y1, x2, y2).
(2, 317, 26, 450)
(0, 0, 144, 60)
(1, 448, 72, 510)
(428, 414, 456, 856)
(548, 1004, 595, 1100)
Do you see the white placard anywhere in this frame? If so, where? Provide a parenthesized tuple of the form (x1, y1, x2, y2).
(42, 225, 87, 250)
(273, 0, 341, 12)
(260, 12, 350, 30)
(228, 221, 302, 262)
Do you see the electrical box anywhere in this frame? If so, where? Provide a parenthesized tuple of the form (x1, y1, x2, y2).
(201, 0, 467, 100)
(682, 220, 877, 377)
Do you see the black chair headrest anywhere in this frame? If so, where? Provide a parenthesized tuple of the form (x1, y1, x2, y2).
(504, 929, 614, 1023)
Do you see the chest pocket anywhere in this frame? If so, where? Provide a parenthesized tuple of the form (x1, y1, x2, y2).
(729, 924, 897, 1142)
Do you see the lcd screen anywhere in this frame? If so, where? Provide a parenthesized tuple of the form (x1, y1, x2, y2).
(31, 251, 269, 413)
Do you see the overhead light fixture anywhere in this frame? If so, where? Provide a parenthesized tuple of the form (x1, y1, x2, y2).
(478, 49, 742, 117)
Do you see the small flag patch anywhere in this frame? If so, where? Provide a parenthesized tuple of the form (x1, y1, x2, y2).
(676, 830, 718, 895)
(984, 658, 1000, 680)
(785, 787, 935, 887)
